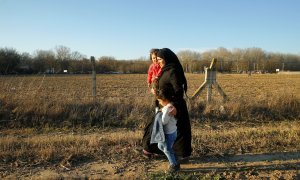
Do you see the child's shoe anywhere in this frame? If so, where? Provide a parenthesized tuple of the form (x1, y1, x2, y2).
(168, 163, 180, 173)
(142, 149, 152, 159)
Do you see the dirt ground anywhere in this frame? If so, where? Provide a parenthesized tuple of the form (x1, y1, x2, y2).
(2, 151, 300, 179)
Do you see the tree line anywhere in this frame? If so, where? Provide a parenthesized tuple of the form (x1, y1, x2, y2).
(0, 46, 299, 75)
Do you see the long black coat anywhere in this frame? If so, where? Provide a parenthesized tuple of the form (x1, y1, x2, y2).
(142, 64, 192, 157)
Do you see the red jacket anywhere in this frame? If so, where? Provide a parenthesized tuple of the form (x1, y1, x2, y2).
(147, 63, 161, 85)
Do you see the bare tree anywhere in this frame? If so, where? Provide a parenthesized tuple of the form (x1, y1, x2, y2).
(32, 50, 56, 73)
(55, 45, 71, 61)
(232, 48, 245, 73)
(177, 50, 201, 73)
(213, 47, 232, 72)
(0, 48, 21, 74)
(55, 45, 71, 72)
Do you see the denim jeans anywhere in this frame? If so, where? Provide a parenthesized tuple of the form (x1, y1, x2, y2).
(158, 131, 177, 166)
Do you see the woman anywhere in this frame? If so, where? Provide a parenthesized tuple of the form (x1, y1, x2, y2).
(142, 48, 192, 160)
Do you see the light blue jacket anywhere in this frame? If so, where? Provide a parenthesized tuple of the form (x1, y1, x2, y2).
(150, 112, 165, 144)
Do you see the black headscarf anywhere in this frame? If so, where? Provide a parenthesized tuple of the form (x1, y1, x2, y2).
(157, 48, 187, 92)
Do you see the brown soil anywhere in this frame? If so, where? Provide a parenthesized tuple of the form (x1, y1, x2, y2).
(2, 151, 300, 179)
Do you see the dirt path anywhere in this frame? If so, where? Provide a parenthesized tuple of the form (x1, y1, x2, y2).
(2, 151, 300, 179)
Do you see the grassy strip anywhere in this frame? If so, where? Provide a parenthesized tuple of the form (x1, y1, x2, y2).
(1, 121, 299, 167)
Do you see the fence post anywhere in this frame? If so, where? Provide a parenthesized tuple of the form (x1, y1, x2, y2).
(91, 56, 97, 100)
(192, 58, 227, 103)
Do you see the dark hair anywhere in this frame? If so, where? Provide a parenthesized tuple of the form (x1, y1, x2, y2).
(157, 48, 188, 93)
(156, 88, 173, 101)
(149, 48, 159, 61)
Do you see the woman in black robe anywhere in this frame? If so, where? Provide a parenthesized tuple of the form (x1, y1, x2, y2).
(142, 48, 192, 159)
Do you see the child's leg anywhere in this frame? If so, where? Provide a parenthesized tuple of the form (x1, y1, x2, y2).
(158, 132, 177, 166)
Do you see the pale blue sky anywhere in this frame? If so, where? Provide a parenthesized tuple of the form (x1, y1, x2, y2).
(1, 0, 300, 59)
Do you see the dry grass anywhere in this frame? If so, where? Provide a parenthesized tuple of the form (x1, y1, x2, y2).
(0, 128, 142, 166)
(192, 121, 300, 156)
(0, 74, 299, 128)
(0, 73, 300, 174)
(0, 121, 300, 170)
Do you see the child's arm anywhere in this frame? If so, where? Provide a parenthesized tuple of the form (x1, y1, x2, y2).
(147, 64, 154, 86)
(161, 105, 171, 125)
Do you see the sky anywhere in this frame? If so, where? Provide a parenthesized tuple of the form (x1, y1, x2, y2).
(1, 0, 300, 60)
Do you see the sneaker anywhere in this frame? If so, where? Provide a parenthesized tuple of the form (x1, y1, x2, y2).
(168, 164, 180, 173)
(143, 150, 165, 160)
(143, 149, 152, 155)
(142, 149, 153, 159)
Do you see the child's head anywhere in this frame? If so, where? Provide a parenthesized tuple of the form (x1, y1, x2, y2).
(149, 48, 159, 64)
(156, 89, 172, 106)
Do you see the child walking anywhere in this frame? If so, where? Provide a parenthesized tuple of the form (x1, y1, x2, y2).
(156, 90, 180, 173)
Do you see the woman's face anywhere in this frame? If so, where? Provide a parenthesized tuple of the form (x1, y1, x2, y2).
(157, 57, 165, 68)
(151, 54, 158, 63)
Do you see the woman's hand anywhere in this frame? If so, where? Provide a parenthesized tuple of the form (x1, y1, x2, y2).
(168, 105, 177, 116)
